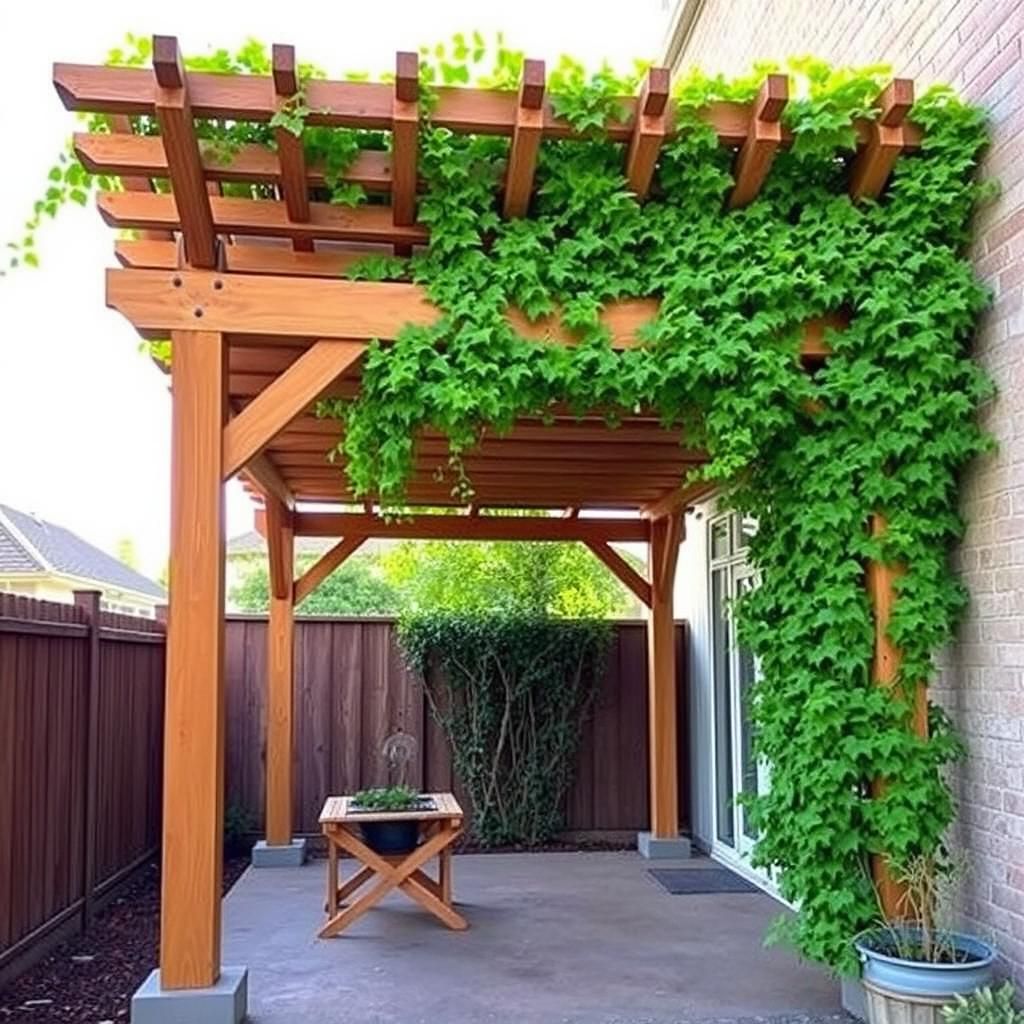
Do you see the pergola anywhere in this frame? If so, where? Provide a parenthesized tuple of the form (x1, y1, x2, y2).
(54, 36, 920, 1014)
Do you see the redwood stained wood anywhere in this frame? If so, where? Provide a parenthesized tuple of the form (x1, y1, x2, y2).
(266, 510, 295, 846)
(222, 340, 365, 479)
(271, 44, 312, 245)
(850, 79, 915, 202)
(647, 513, 682, 838)
(54, 63, 923, 149)
(503, 59, 545, 218)
(78, 134, 396, 192)
(281, 511, 650, 542)
(728, 74, 788, 210)
(583, 541, 652, 607)
(152, 37, 217, 268)
(391, 52, 419, 227)
(294, 535, 366, 606)
(161, 329, 226, 989)
(98, 192, 427, 245)
(625, 67, 669, 200)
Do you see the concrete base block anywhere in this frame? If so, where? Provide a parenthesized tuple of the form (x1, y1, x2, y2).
(131, 966, 247, 1024)
(841, 975, 867, 1021)
(251, 837, 307, 868)
(637, 831, 692, 859)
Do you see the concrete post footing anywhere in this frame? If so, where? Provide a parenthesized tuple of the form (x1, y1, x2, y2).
(131, 966, 248, 1024)
(251, 837, 307, 868)
(637, 831, 692, 859)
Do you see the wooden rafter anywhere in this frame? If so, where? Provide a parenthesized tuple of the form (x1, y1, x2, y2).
(849, 79, 915, 202)
(274, 511, 650, 542)
(223, 340, 365, 478)
(503, 59, 545, 218)
(727, 74, 788, 209)
(584, 540, 652, 607)
(272, 44, 313, 253)
(55, 62, 922, 150)
(391, 52, 419, 228)
(239, 452, 295, 510)
(97, 191, 426, 246)
(77, 133, 396, 193)
(624, 67, 670, 200)
(293, 535, 366, 605)
(152, 36, 217, 268)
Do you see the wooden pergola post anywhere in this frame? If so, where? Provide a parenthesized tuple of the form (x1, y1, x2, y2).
(159, 329, 228, 989)
(264, 498, 296, 849)
(639, 512, 687, 857)
(867, 514, 928, 919)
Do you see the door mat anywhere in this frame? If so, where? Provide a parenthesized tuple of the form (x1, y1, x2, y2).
(648, 867, 760, 894)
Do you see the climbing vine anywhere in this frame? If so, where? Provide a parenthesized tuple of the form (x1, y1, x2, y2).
(23, 35, 993, 972)
(398, 612, 610, 846)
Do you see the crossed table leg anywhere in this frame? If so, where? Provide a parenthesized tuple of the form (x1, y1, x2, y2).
(319, 818, 468, 938)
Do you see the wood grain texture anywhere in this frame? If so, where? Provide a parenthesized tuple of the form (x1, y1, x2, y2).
(503, 60, 545, 218)
(222, 340, 365, 479)
(54, 62, 923, 149)
(625, 68, 670, 200)
(647, 513, 683, 838)
(160, 330, 226, 989)
(152, 38, 217, 268)
(728, 74, 788, 210)
(265, 515, 295, 846)
(850, 80, 915, 202)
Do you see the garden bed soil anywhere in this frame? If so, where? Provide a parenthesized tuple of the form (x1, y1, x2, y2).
(0, 855, 248, 1024)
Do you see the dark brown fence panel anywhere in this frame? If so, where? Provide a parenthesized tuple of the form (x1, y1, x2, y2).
(224, 616, 687, 837)
(0, 594, 165, 981)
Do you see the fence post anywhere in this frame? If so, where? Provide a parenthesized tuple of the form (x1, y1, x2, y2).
(73, 590, 102, 928)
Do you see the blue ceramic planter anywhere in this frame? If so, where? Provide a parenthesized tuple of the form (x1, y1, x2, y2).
(855, 928, 996, 998)
(359, 820, 421, 855)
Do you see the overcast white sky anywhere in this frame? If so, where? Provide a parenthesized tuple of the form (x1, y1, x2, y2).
(0, 0, 669, 577)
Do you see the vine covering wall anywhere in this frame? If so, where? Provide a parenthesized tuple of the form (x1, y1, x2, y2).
(26, 36, 992, 971)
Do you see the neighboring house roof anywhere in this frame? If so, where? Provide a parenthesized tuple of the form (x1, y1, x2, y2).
(0, 503, 166, 600)
(227, 530, 390, 559)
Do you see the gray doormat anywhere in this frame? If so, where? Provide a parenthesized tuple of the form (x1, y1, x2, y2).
(648, 866, 760, 894)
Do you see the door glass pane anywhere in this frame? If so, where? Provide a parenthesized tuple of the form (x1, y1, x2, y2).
(737, 575, 759, 841)
(711, 569, 734, 846)
(711, 519, 731, 560)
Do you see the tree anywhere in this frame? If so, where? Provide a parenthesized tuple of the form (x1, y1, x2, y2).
(230, 553, 399, 615)
(380, 540, 638, 617)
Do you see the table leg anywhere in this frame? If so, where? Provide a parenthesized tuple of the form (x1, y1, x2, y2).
(327, 829, 338, 918)
(440, 844, 452, 906)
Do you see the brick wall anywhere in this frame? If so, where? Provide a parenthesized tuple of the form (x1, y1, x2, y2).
(670, 0, 1024, 984)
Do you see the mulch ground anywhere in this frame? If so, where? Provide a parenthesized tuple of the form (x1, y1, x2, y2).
(0, 854, 248, 1024)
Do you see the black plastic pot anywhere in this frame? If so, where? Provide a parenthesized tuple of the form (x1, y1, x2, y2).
(359, 820, 421, 855)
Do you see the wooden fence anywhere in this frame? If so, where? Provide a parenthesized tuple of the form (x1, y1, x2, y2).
(0, 593, 165, 980)
(225, 617, 687, 837)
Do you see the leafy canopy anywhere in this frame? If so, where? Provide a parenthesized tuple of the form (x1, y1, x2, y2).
(25, 35, 993, 972)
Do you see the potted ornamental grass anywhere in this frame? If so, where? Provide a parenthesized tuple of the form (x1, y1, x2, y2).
(854, 854, 996, 1023)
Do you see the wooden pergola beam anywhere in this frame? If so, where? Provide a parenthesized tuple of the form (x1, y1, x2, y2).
(625, 67, 670, 200)
(97, 191, 427, 246)
(152, 36, 217, 268)
(54, 62, 923, 149)
(849, 79, 915, 202)
(727, 74, 788, 209)
(106, 267, 842, 358)
(584, 540, 652, 607)
(503, 59, 545, 218)
(264, 497, 293, 601)
(272, 510, 651, 543)
(222, 340, 365, 479)
(293, 535, 366, 605)
(239, 452, 295, 511)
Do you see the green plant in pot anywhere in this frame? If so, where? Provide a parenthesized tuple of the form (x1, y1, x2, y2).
(855, 854, 996, 1023)
(350, 784, 429, 855)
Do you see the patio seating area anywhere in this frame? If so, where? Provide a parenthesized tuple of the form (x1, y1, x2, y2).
(223, 851, 842, 1023)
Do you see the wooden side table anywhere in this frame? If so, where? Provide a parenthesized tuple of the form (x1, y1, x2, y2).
(318, 792, 468, 938)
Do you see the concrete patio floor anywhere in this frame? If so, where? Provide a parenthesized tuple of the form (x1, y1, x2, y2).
(223, 850, 845, 1024)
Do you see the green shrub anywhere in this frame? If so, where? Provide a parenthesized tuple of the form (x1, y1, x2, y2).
(943, 985, 1024, 1024)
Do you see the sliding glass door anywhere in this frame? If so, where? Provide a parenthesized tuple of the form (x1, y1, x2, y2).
(708, 514, 770, 873)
